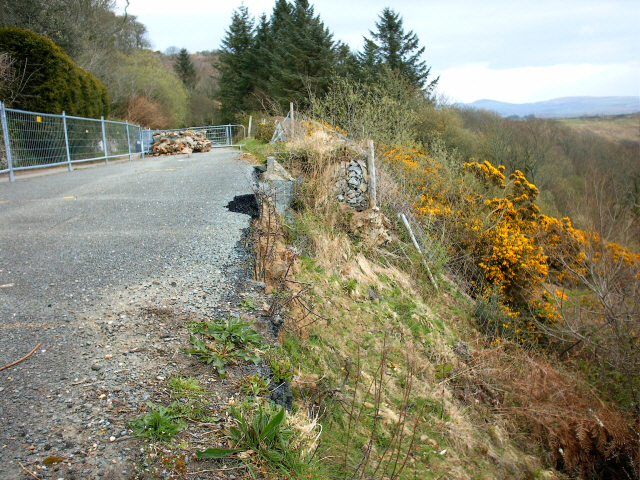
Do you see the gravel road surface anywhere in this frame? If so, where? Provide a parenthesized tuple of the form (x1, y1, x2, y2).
(0, 150, 262, 479)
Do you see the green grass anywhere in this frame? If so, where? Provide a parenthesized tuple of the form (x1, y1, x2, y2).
(167, 377, 205, 397)
(244, 137, 289, 163)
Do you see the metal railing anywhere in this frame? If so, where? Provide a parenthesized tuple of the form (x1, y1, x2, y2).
(154, 124, 246, 149)
(0, 102, 152, 182)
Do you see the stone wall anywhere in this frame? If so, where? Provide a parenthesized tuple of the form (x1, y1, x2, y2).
(332, 158, 370, 210)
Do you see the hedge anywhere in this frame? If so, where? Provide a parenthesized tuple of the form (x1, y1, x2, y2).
(0, 27, 109, 118)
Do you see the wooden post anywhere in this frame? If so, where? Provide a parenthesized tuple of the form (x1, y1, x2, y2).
(367, 139, 377, 209)
(248, 116, 252, 138)
(289, 102, 294, 141)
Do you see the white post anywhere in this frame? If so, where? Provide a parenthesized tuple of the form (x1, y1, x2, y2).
(400, 213, 438, 291)
(125, 121, 132, 161)
(289, 102, 294, 141)
(139, 127, 144, 158)
(101, 116, 108, 165)
(1, 102, 15, 182)
(248, 116, 253, 139)
(62, 111, 73, 172)
(367, 139, 377, 209)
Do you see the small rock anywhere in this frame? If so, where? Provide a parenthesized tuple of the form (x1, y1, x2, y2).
(91, 364, 101, 371)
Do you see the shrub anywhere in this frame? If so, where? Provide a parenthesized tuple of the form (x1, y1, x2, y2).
(255, 120, 276, 142)
(0, 27, 109, 117)
(107, 50, 188, 128)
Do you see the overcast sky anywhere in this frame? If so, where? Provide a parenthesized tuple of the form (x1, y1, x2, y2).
(117, 0, 639, 104)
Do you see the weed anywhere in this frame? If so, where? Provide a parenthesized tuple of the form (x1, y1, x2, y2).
(342, 278, 358, 294)
(186, 317, 263, 377)
(239, 298, 257, 310)
(188, 317, 263, 345)
(186, 336, 260, 378)
(270, 358, 294, 384)
(129, 403, 186, 441)
(196, 402, 305, 475)
(240, 373, 271, 397)
(167, 399, 219, 423)
(167, 377, 205, 396)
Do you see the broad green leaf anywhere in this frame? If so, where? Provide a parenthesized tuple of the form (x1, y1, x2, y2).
(259, 407, 286, 443)
(196, 447, 245, 459)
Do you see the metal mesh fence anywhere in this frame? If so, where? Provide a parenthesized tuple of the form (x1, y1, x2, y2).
(104, 120, 131, 159)
(0, 118, 6, 174)
(4, 109, 68, 169)
(66, 116, 105, 163)
(0, 102, 151, 181)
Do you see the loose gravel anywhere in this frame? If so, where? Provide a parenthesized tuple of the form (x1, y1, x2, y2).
(0, 150, 270, 479)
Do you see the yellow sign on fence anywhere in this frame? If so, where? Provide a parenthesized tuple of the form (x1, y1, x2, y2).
(36, 116, 41, 123)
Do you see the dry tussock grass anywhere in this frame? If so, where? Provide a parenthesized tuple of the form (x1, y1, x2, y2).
(453, 341, 637, 477)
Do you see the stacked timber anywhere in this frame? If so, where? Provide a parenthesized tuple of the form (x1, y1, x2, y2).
(152, 130, 212, 155)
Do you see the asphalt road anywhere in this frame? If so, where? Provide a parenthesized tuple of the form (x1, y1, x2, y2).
(0, 149, 256, 478)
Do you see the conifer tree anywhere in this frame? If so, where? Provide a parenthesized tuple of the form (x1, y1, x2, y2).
(173, 48, 197, 90)
(269, 0, 293, 34)
(267, 0, 335, 108)
(217, 5, 255, 122)
(359, 7, 438, 94)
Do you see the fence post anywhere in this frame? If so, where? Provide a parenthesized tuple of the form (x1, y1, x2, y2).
(367, 139, 377, 209)
(289, 102, 294, 141)
(101, 116, 108, 164)
(140, 127, 145, 158)
(0, 102, 15, 182)
(248, 116, 252, 139)
(125, 121, 132, 161)
(226, 125, 231, 146)
(62, 111, 73, 172)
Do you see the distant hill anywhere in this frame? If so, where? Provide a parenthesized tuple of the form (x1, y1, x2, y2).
(462, 96, 640, 118)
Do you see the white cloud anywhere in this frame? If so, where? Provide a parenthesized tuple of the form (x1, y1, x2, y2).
(436, 62, 640, 103)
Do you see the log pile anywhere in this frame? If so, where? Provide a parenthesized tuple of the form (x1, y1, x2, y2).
(152, 130, 212, 156)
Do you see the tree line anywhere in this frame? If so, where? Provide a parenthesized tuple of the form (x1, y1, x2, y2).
(0, 0, 438, 128)
(216, 0, 438, 122)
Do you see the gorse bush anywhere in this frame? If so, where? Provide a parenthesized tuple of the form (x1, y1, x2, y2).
(0, 27, 109, 117)
(380, 142, 639, 349)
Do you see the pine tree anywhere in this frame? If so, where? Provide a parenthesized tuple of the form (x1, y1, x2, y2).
(269, 0, 293, 35)
(267, 0, 336, 108)
(217, 5, 255, 122)
(359, 8, 438, 93)
(173, 48, 197, 90)
(247, 12, 273, 106)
